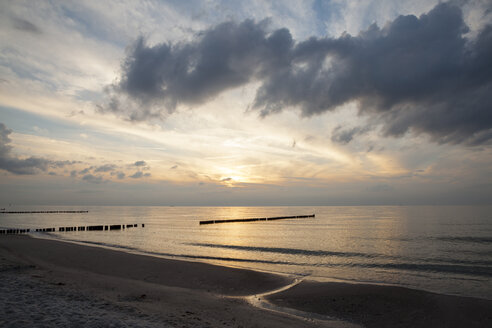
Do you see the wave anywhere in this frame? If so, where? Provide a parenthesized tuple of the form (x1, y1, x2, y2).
(434, 236, 492, 244)
(56, 238, 297, 266)
(57, 238, 492, 278)
(360, 236, 492, 244)
(188, 243, 492, 266)
(188, 242, 381, 258)
(354, 262, 492, 277)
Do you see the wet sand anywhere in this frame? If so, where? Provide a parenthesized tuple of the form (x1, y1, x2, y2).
(266, 279, 492, 327)
(1, 235, 491, 327)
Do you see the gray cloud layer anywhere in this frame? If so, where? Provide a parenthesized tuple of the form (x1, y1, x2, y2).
(94, 164, 117, 172)
(82, 174, 105, 184)
(11, 17, 42, 34)
(104, 3, 492, 145)
(0, 123, 76, 175)
(75, 161, 150, 182)
(129, 171, 151, 179)
(331, 125, 370, 145)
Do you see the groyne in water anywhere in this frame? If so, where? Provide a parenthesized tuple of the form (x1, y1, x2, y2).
(199, 214, 315, 225)
(0, 224, 144, 235)
(0, 211, 89, 214)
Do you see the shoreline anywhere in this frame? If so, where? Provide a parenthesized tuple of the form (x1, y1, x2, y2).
(1, 235, 491, 327)
(35, 233, 492, 301)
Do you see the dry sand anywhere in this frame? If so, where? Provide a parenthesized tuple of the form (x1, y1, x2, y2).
(0, 235, 490, 327)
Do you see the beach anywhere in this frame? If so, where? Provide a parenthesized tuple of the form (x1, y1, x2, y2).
(1, 235, 491, 327)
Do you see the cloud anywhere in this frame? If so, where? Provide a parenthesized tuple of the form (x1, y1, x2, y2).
(79, 167, 92, 175)
(100, 18, 293, 120)
(0, 123, 55, 175)
(129, 171, 151, 179)
(51, 160, 80, 168)
(77, 162, 152, 181)
(104, 3, 492, 146)
(11, 17, 42, 34)
(331, 125, 370, 144)
(94, 164, 117, 172)
(110, 171, 126, 179)
(82, 174, 105, 184)
(130, 171, 143, 179)
(254, 2, 492, 145)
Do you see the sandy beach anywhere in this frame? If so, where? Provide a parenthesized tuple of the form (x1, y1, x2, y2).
(1, 235, 491, 327)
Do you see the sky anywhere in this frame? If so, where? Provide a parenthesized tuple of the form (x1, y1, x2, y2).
(0, 0, 491, 206)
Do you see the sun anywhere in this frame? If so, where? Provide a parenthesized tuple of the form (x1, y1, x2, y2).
(217, 167, 253, 186)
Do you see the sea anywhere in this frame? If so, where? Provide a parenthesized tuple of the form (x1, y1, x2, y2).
(1, 205, 491, 300)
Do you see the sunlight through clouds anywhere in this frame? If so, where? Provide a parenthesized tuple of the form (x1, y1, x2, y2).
(0, 0, 491, 205)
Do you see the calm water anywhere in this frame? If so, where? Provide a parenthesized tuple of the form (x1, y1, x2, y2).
(1, 205, 491, 299)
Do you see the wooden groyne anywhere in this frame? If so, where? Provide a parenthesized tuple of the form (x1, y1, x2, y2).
(199, 214, 315, 225)
(36, 228, 56, 232)
(0, 229, 30, 234)
(0, 223, 145, 235)
(0, 210, 89, 214)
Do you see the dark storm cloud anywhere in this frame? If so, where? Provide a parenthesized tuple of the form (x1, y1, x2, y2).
(105, 3, 492, 145)
(254, 2, 492, 145)
(134, 160, 147, 167)
(0, 123, 74, 175)
(101, 18, 293, 120)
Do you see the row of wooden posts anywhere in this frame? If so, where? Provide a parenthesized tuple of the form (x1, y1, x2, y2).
(0, 211, 89, 214)
(199, 214, 315, 225)
(0, 223, 144, 235)
(0, 228, 31, 234)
